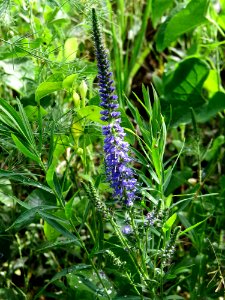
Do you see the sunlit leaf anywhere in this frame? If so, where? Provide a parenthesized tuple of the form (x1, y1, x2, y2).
(156, 0, 209, 51)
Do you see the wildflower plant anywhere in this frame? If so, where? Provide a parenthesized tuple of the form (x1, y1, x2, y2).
(92, 8, 138, 207)
(0, 1, 223, 300)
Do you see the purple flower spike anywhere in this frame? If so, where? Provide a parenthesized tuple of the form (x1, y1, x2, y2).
(92, 9, 138, 206)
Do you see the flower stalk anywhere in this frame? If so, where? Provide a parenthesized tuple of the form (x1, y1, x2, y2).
(92, 8, 137, 206)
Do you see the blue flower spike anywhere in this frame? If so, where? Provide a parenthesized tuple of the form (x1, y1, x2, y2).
(92, 8, 138, 206)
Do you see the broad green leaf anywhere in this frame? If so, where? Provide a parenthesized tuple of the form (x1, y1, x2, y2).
(69, 272, 109, 296)
(24, 105, 47, 122)
(165, 167, 192, 196)
(35, 81, 63, 102)
(0, 288, 18, 300)
(151, 0, 173, 27)
(62, 73, 78, 89)
(65, 196, 74, 220)
(0, 179, 14, 207)
(77, 105, 106, 124)
(64, 37, 78, 61)
(196, 91, 225, 123)
(161, 57, 209, 125)
(11, 134, 41, 164)
(156, 0, 209, 51)
(162, 213, 177, 233)
(26, 189, 56, 207)
(203, 70, 221, 96)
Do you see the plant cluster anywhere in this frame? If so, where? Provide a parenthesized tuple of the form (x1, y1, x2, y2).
(0, 1, 224, 299)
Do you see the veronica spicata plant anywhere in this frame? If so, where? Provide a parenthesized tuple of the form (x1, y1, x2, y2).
(92, 8, 137, 206)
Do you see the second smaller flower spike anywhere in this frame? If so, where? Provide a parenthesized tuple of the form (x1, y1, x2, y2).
(92, 8, 138, 206)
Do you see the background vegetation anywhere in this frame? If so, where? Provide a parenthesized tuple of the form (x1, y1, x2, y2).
(0, 0, 224, 299)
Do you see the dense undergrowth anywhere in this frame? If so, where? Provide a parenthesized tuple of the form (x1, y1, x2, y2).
(0, 0, 224, 299)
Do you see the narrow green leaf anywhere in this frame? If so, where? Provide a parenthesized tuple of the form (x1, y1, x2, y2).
(7, 207, 40, 231)
(162, 213, 177, 233)
(0, 98, 27, 140)
(40, 211, 81, 245)
(11, 134, 40, 164)
(36, 238, 76, 252)
(179, 218, 208, 236)
(151, 138, 162, 181)
(34, 264, 91, 300)
(0, 169, 53, 193)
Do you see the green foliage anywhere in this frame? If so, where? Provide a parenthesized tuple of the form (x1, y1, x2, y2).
(0, 0, 224, 299)
(156, 0, 209, 51)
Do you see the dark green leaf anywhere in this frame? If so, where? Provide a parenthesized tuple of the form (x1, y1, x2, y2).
(39, 211, 81, 246)
(156, 0, 209, 51)
(0, 170, 53, 193)
(151, 0, 173, 27)
(161, 57, 209, 125)
(196, 91, 225, 122)
(34, 264, 91, 300)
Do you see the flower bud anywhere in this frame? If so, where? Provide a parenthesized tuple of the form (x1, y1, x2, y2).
(76, 147, 83, 155)
(79, 80, 88, 100)
(73, 91, 80, 108)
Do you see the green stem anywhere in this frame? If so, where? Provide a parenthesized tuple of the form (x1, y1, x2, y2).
(129, 209, 149, 275)
(110, 217, 149, 283)
(69, 220, 111, 300)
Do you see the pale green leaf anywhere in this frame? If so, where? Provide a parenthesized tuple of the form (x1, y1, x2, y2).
(35, 81, 63, 102)
(163, 213, 177, 233)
